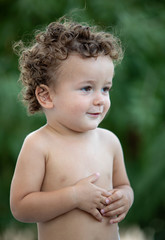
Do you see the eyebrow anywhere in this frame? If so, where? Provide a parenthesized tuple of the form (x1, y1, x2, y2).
(80, 79, 112, 85)
(106, 81, 113, 86)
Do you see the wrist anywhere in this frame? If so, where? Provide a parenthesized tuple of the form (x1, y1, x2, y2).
(124, 186, 134, 208)
(116, 185, 134, 207)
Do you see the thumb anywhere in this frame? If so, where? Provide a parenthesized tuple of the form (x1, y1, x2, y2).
(88, 172, 100, 183)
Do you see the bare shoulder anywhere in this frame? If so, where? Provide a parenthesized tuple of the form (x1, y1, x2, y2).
(25, 125, 47, 140)
(22, 125, 49, 155)
(96, 128, 122, 157)
(96, 127, 120, 145)
(15, 126, 49, 178)
(10, 126, 49, 208)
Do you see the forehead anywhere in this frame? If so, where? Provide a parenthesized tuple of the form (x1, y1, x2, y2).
(54, 53, 114, 84)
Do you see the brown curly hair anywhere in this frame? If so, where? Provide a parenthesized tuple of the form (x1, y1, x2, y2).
(15, 18, 123, 114)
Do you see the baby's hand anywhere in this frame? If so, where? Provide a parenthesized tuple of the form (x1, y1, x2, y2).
(73, 173, 110, 222)
(101, 189, 130, 224)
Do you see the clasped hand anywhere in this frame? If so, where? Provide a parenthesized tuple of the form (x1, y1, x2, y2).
(101, 189, 130, 224)
(73, 173, 131, 224)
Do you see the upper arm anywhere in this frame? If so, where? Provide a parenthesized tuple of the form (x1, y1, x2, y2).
(112, 135, 130, 188)
(10, 133, 46, 206)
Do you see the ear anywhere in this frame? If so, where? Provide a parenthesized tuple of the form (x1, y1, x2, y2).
(35, 84, 54, 109)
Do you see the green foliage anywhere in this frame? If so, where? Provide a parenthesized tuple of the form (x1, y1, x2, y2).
(0, 0, 165, 237)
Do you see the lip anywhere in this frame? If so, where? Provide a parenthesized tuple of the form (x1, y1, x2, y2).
(88, 112, 101, 115)
(87, 112, 102, 117)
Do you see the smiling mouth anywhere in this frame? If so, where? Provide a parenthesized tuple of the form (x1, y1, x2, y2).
(89, 113, 100, 115)
(87, 112, 102, 117)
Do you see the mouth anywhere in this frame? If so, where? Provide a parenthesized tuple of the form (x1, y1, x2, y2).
(87, 107, 103, 118)
(88, 112, 101, 115)
(87, 112, 102, 117)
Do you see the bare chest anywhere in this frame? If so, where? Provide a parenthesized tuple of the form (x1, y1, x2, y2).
(41, 140, 113, 191)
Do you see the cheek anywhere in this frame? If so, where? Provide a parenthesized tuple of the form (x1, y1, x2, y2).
(105, 98, 111, 110)
(70, 97, 89, 112)
(70, 103, 87, 114)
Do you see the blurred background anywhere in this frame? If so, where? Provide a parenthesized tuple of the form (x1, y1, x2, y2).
(0, 0, 165, 239)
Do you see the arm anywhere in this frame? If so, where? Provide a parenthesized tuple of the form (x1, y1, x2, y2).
(10, 134, 110, 223)
(101, 135, 134, 224)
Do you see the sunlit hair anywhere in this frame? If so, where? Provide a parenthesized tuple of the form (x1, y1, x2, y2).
(14, 18, 123, 114)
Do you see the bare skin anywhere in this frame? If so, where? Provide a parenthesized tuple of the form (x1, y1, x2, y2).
(10, 55, 134, 240)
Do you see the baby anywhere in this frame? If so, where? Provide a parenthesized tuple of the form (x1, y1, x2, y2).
(10, 19, 134, 240)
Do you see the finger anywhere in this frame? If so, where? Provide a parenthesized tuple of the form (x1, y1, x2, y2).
(100, 196, 110, 206)
(97, 202, 105, 210)
(101, 190, 112, 198)
(107, 191, 122, 204)
(109, 213, 125, 224)
(101, 206, 125, 218)
(107, 189, 116, 195)
(102, 199, 124, 213)
(91, 209, 103, 222)
(87, 173, 100, 183)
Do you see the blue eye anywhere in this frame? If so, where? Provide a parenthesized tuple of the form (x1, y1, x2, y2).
(81, 86, 92, 92)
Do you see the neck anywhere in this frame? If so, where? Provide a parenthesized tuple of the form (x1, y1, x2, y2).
(45, 121, 94, 139)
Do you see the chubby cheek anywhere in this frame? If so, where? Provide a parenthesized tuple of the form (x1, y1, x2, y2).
(104, 99, 111, 113)
(69, 97, 89, 113)
(70, 103, 87, 115)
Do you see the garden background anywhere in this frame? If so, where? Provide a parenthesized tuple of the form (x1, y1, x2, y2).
(0, 0, 165, 239)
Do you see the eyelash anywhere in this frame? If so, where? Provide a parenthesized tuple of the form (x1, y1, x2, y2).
(81, 86, 92, 92)
(81, 86, 112, 93)
(102, 87, 111, 93)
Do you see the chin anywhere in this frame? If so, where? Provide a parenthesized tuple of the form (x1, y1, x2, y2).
(82, 125, 99, 132)
(71, 120, 101, 133)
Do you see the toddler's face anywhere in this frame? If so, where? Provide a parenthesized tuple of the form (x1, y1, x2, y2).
(51, 54, 114, 133)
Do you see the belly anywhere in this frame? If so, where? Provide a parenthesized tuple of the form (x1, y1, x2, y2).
(37, 209, 119, 240)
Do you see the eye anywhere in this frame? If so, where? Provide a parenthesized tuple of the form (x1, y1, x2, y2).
(81, 86, 92, 92)
(102, 86, 111, 93)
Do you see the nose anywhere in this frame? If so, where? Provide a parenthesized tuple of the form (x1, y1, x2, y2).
(93, 91, 105, 106)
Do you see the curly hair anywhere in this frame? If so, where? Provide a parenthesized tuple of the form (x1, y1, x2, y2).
(15, 19, 123, 114)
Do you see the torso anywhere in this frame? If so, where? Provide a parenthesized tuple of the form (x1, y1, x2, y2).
(37, 126, 119, 240)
